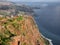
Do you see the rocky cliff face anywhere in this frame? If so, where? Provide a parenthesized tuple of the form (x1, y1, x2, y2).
(0, 15, 49, 45)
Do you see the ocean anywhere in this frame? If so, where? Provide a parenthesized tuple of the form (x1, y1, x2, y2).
(16, 2, 60, 45)
(32, 2, 60, 45)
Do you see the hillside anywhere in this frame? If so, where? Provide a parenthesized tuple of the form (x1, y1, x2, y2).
(0, 15, 50, 45)
(0, 2, 34, 16)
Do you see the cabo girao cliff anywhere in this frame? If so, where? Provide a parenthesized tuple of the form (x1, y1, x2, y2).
(0, 15, 50, 45)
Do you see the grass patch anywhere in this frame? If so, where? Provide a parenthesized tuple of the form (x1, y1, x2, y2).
(17, 16, 23, 21)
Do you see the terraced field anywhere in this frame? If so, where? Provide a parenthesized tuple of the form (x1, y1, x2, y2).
(0, 15, 49, 45)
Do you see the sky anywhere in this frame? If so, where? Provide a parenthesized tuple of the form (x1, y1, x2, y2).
(8, 0, 60, 2)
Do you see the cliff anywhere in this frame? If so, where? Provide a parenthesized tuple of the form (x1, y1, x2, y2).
(0, 15, 50, 45)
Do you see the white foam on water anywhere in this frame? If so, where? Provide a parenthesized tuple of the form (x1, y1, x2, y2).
(41, 34, 53, 45)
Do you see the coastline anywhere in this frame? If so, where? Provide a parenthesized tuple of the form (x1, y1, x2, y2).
(41, 34, 53, 45)
(32, 16, 53, 45)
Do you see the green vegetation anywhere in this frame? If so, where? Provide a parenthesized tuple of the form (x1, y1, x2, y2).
(0, 27, 16, 45)
(43, 38, 49, 45)
(0, 33, 11, 45)
(45, 40, 49, 45)
(12, 22, 19, 29)
(0, 38, 11, 45)
(4, 30, 11, 37)
(17, 16, 23, 21)
(7, 19, 14, 22)
(3, 22, 8, 26)
(0, 30, 16, 45)
(22, 33, 25, 36)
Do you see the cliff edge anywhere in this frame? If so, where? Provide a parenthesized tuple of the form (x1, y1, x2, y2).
(0, 15, 50, 45)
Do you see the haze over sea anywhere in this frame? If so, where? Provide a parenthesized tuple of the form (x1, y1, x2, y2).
(17, 2, 60, 45)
